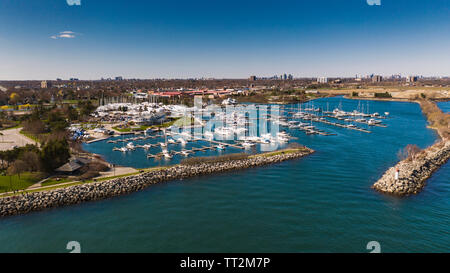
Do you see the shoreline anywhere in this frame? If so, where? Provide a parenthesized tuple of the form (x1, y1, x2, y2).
(372, 99, 449, 196)
(343, 95, 415, 103)
(0, 147, 314, 218)
(372, 141, 450, 196)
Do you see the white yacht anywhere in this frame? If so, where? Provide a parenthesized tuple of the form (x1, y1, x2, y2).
(242, 142, 255, 148)
(162, 151, 172, 159)
(222, 98, 237, 105)
(178, 138, 187, 145)
(217, 144, 226, 150)
(368, 119, 381, 125)
(142, 144, 152, 150)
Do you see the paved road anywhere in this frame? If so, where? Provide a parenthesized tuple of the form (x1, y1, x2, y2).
(0, 127, 38, 151)
(24, 166, 138, 191)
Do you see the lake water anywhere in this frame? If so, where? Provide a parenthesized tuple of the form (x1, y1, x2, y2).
(0, 97, 448, 253)
(437, 101, 450, 114)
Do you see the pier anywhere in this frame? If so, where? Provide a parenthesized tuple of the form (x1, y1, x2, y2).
(0, 147, 314, 217)
(289, 115, 372, 134)
(373, 141, 450, 195)
(323, 115, 387, 128)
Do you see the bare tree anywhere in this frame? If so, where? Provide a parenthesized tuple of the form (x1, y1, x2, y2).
(406, 144, 421, 160)
(398, 144, 422, 161)
(20, 151, 41, 172)
(7, 159, 27, 179)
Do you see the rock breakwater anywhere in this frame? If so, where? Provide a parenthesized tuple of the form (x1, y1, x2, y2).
(372, 141, 450, 196)
(0, 148, 313, 217)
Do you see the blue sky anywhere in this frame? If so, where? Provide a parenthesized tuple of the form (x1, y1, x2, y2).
(0, 0, 449, 80)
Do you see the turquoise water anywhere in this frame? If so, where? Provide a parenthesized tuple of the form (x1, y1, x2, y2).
(0, 97, 449, 253)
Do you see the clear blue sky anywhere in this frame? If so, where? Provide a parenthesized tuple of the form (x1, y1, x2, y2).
(0, 0, 449, 80)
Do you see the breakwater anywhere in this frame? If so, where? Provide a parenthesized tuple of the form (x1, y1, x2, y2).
(0, 148, 313, 217)
(373, 99, 449, 196)
(372, 141, 450, 195)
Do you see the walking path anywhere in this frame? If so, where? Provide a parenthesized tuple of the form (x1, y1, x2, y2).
(0, 167, 138, 196)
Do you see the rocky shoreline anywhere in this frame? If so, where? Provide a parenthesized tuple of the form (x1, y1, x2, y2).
(0, 148, 313, 217)
(372, 141, 450, 196)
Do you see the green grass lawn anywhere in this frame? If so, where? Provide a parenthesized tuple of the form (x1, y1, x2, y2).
(250, 147, 309, 158)
(112, 126, 133, 132)
(19, 129, 41, 143)
(62, 100, 80, 104)
(0, 172, 44, 193)
(113, 118, 183, 132)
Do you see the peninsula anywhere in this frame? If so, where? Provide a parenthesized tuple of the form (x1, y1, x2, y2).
(372, 99, 450, 196)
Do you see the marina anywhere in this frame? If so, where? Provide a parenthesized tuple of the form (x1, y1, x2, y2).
(2, 97, 444, 252)
(1, 0, 450, 256)
(79, 97, 398, 168)
(0, 96, 448, 253)
(80, 97, 396, 170)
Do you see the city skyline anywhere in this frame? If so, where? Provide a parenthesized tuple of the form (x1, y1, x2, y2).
(1, 0, 450, 80)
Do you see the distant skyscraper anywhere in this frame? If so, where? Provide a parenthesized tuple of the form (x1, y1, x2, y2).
(41, 80, 51, 89)
(372, 75, 383, 83)
(406, 76, 418, 83)
(249, 75, 257, 81)
(115, 76, 123, 81)
(317, 77, 328, 84)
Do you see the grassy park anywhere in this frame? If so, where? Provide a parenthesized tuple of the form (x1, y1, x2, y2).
(0, 172, 44, 193)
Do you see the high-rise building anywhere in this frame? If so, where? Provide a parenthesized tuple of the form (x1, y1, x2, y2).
(115, 76, 124, 81)
(372, 75, 383, 83)
(317, 77, 328, 84)
(249, 75, 257, 81)
(41, 80, 52, 89)
(406, 76, 418, 83)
